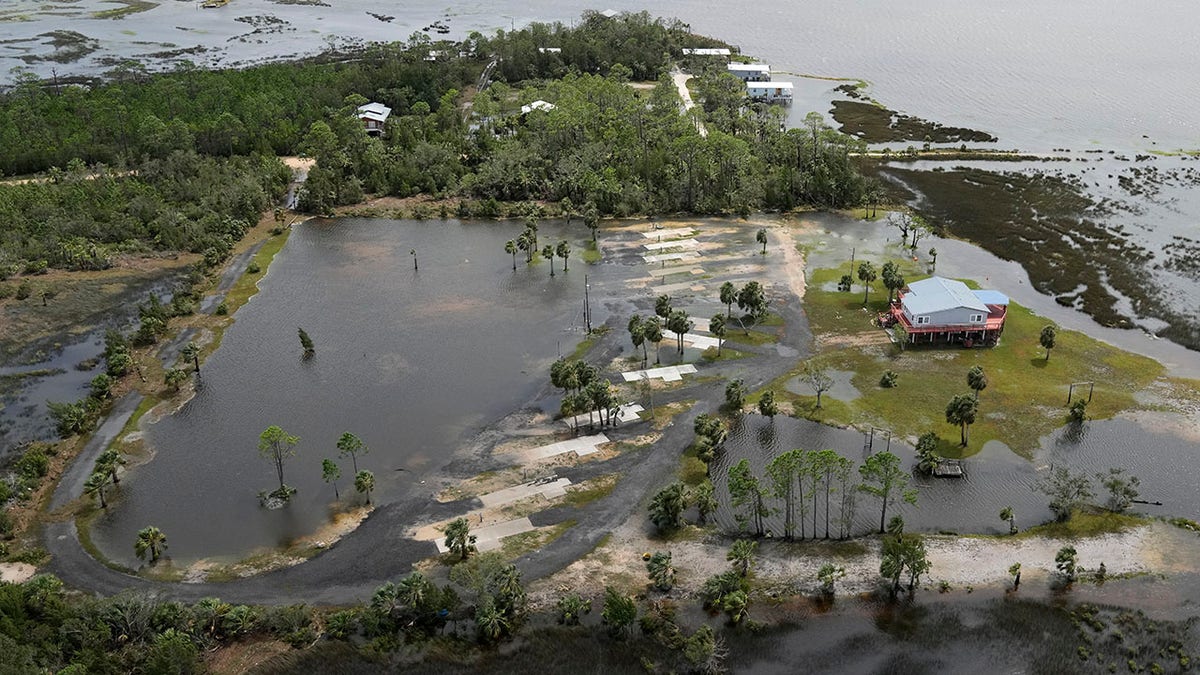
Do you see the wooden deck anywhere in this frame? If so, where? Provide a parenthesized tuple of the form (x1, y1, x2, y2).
(933, 460, 964, 477)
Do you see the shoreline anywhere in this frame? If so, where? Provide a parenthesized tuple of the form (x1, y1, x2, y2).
(45, 208, 1200, 586)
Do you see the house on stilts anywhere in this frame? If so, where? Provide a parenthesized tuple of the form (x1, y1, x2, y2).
(884, 276, 1009, 347)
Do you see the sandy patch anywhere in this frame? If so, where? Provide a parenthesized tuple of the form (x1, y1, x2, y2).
(531, 512, 1194, 608)
(0, 562, 37, 584)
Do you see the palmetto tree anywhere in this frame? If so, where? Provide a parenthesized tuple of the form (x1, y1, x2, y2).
(667, 309, 693, 356)
(96, 448, 125, 484)
(134, 526, 168, 563)
(728, 539, 757, 576)
(628, 315, 647, 367)
(655, 294, 672, 320)
(443, 517, 477, 560)
(643, 316, 664, 365)
(355, 469, 375, 504)
(504, 239, 517, 270)
(967, 365, 988, 400)
(756, 228, 768, 254)
(857, 261, 877, 305)
(181, 341, 200, 374)
(709, 314, 727, 355)
(84, 470, 113, 509)
(556, 240, 570, 271)
(646, 551, 676, 591)
(720, 281, 737, 318)
(542, 244, 555, 276)
(945, 393, 979, 446)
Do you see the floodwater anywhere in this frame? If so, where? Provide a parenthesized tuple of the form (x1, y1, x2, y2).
(89, 218, 631, 565)
(711, 413, 1200, 538)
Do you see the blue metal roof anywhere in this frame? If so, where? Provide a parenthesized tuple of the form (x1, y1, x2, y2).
(973, 290, 1009, 306)
(903, 277, 988, 315)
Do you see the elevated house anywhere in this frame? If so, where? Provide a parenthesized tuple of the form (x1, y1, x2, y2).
(886, 276, 1008, 347)
(746, 81, 793, 102)
(356, 102, 391, 136)
(727, 62, 771, 82)
(682, 47, 732, 59)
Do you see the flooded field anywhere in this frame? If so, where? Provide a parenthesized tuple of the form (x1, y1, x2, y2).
(89, 217, 635, 565)
(711, 413, 1200, 538)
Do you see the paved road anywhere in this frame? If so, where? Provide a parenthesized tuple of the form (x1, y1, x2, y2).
(43, 222, 813, 605)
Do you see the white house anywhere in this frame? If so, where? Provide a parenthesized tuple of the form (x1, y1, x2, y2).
(746, 81, 793, 102)
(727, 63, 770, 82)
(520, 100, 557, 115)
(888, 276, 1009, 346)
(356, 102, 391, 136)
(683, 47, 732, 58)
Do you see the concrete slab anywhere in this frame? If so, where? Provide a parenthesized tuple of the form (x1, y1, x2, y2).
(429, 517, 536, 553)
(663, 329, 721, 350)
(521, 433, 611, 461)
(562, 403, 645, 429)
(478, 477, 573, 509)
(644, 251, 701, 264)
(643, 238, 699, 251)
(621, 364, 698, 383)
(643, 227, 696, 239)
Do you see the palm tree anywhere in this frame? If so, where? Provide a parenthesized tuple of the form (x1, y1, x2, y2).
(646, 551, 676, 591)
(857, 261, 877, 305)
(757, 390, 778, 419)
(517, 230, 533, 263)
(1000, 506, 1016, 535)
(644, 316, 664, 365)
(967, 365, 988, 400)
(443, 517, 477, 560)
(475, 597, 509, 643)
(655, 294, 672, 320)
(134, 526, 168, 563)
(690, 481, 718, 525)
(336, 431, 367, 473)
(1040, 325, 1057, 361)
(181, 341, 200, 374)
(556, 240, 570, 272)
(504, 240, 517, 270)
(667, 309, 693, 356)
(84, 471, 112, 509)
(355, 469, 375, 504)
(628, 315, 647, 367)
(96, 448, 125, 484)
(756, 228, 768, 254)
(648, 482, 686, 532)
(945, 393, 979, 446)
(727, 539, 757, 576)
(719, 281, 737, 318)
(542, 244, 555, 276)
(709, 314, 727, 356)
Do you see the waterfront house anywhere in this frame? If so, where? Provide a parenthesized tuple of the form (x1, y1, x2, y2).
(683, 47, 732, 59)
(727, 62, 771, 82)
(886, 276, 1008, 347)
(746, 81, 793, 102)
(357, 102, 391, 136)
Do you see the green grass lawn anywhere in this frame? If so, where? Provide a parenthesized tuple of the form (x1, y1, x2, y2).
(775, 267, 1170, 457)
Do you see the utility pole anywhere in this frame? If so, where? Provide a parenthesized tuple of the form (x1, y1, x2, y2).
(584, 274, 592, 333)
(410, 249, 418, 271)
